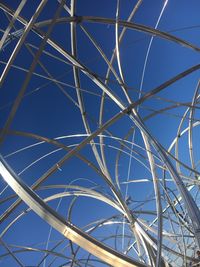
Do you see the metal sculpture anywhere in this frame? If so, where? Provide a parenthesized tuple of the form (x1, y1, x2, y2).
(1, 1, 200, 266)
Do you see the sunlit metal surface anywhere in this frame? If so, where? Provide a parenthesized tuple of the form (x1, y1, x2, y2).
(1, 1, 200, 266)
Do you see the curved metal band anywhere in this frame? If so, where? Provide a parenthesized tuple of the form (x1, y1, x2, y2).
(0, 155, 147, 267)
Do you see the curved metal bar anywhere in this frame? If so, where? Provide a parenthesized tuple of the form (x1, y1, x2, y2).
(0, 154, 147, 267)
(31, 16, 200, 53)
(0, 0, 27, 51)
(0, 0, 65, 144)
(69, 0, 109, 180)
(188, 81, 200, 176)
(0, 0, 48, 87)
(0, 237, 24, 266)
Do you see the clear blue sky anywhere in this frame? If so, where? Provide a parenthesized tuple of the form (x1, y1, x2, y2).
(1, 0, 200, 266)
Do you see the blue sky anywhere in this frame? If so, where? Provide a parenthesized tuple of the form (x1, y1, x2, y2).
(1, 0, 200, 266)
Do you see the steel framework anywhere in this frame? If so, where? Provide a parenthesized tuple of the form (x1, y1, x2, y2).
(1, 1, 200, 266)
